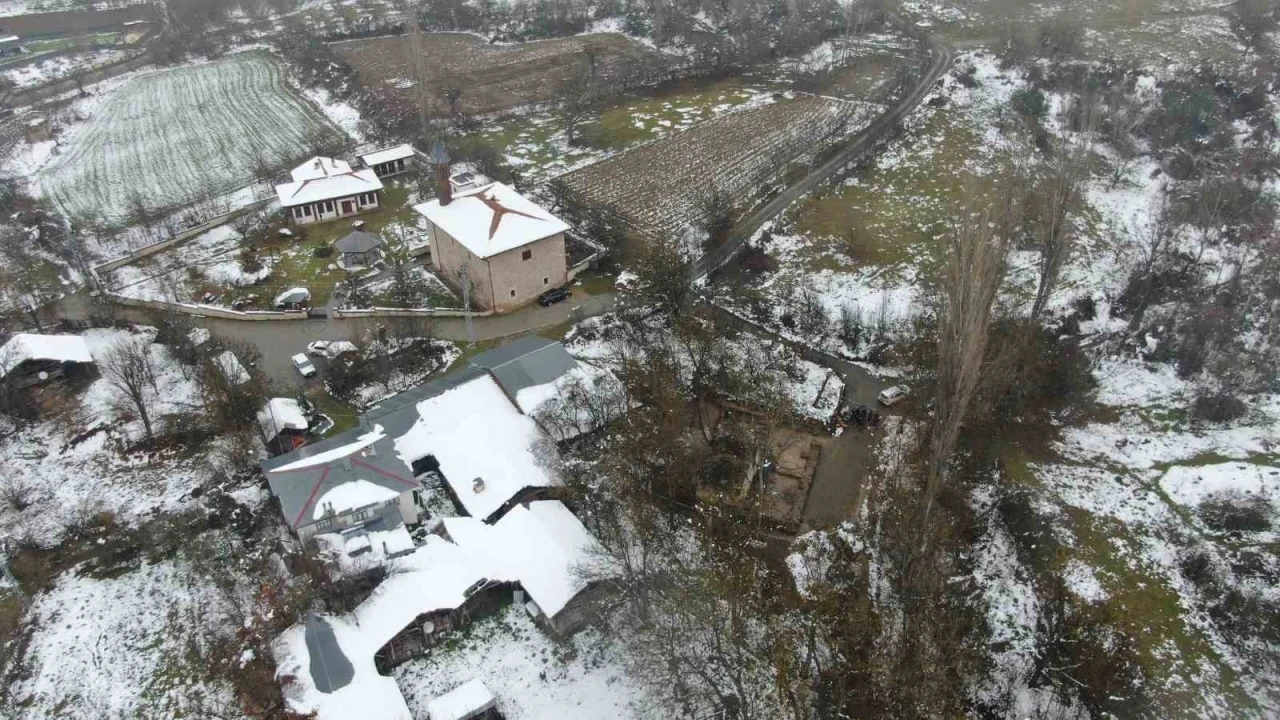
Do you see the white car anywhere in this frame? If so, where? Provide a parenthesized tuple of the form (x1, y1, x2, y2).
(292, 353, 317, 378)
(307, 340, 358, 358)
(877, 385, 910, 407)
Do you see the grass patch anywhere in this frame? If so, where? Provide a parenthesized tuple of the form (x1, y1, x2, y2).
(1062, 507, 1255, 717)
(785, 108, 987, 280)
(570, 269, 615, 297)
(305, 389, 360, 437)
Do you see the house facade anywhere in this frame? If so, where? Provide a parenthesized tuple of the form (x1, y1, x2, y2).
(358, 144, 415, 178)
(414, 144, 569, 312)
(275, 156, 384, 226)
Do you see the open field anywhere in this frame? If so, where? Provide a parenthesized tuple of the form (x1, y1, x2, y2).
(901, 0, 1232, 41)
(333, 31, 659, 117)
(37, 51, 345, 223)
(554, 93, 876, 242)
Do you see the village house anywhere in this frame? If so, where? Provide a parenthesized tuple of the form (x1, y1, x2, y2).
(274, 498, 604, 720)
(358, 143, 416, 179)
(260, 337, 615, 539)
(266, 338, 623, 720)
(275, 156, 384, 225)
(0, 333, 94, 388)
(414, 142, 570, 312)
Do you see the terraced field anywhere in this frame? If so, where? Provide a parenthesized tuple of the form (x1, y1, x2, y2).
(553, 94, 874, 241)
(39, 52, 344, 223)
(334, 32, 660, 117)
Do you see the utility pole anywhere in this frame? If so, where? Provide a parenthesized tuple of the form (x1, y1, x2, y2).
(459, 263, 475, 344)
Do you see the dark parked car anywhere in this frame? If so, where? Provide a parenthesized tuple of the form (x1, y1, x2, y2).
(537, 287, 571, 306)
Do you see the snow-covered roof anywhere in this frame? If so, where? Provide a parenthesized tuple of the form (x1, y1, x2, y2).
(273, 500, 599, 720)
(414, 181, 569, 260)
(0, 35, 20, 44)
(334, 230, 382, 254)
(276, 156, 384, 208)
(427, 679, 496, 720)
(516, 362, 626, 441)
(213, 351, 250, 385)
(359, 144, 415, 166)
(0, 333, 93, 376)
(314, 479, 399, 521)
(393, 374, 554, 521)
(187, 327, 210, 347)
(471, 335, 577, 398)
(258, 397, 308, 438)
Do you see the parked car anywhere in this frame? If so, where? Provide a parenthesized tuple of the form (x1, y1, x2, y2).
(305, 340, 357, 358)
(876, 385, 910, 407)
(292, 353, 317, 378)
(537, 287, 571, 306)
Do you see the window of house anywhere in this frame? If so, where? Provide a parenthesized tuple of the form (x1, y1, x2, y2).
(510, 289, 516, 298)
(316, 517, 334, 531)
(351, 509, 369, 523)
(325, 200, 334, 213)
(302, 204, 312, 217)
(521, 249, 532, 261)
(543, 277, 549, 285)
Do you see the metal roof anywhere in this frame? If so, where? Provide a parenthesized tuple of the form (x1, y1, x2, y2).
(471, 335, 577, 397)
(334, 230, 383, 254)
(429, 140, 450, 164)
(305, 614, 354, 693)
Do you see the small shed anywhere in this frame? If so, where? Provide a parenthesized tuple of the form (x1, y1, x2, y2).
(214, 351, 250, 386)
(426, 679, 498, 720)
(0, 333, 94, 388)
(274, 287, 311, 309)
(23, 115, 49, 144)
(334, 231, 383, 268)
(258, 397, 310, 455)
(359, 144, 416, 178)
(0, 34, 23, 57)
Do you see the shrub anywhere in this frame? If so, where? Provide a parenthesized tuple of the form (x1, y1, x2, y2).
(239, 248, 262, 274)
(1191, 392, 1247, 423)
(1071, 295, 1097, 321)
(312, 243, 334, 258)
(1199, 490, 1271, 532)
(1011, 87, 1048, 120)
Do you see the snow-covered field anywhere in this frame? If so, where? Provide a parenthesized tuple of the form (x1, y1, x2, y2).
(32, 52, 343, 223)
(394, 604, 644, 719)
(107, 225, 270, 302)
(10, 558, 239, 719)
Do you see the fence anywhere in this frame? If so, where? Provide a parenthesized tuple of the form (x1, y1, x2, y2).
(93, 196, 274, 276)
(330, 306, 493, 320)
(104, 293, 310, 321)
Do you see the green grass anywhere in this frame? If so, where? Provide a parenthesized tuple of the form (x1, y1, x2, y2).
(473, 75, 782, 184)
(232, 184, 420, 309)
(783, 108, 989, 280)
(306, 389, 360, 437)
(1063, 507, 1255, 716)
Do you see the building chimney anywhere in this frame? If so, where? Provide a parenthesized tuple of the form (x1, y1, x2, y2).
(430, 140, 452, 206)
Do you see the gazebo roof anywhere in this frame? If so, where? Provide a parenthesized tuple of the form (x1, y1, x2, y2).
(334, 230, 383, 254)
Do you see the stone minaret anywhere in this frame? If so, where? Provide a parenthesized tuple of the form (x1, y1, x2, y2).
(430, 140, 451, 206)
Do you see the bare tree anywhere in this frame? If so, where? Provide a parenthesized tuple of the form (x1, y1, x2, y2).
(924, 189, 1018, 532)
(1123, 192, 1180, 331)
(1029, 139, 1089, 322)
(101, 337, 160, 440)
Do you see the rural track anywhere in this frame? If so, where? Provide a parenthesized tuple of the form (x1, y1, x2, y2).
(691, 35, 955, 281)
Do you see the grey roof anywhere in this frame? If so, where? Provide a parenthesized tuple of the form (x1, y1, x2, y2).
(334, 230, 383, 254)
(471, 335, 577, 397)
(261, 366, 488, 527)
(305, 614, 353, 693)
(261, 338, 580, 528)
(429, 139, 450, 164)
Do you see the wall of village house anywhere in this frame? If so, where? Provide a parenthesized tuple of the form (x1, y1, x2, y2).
(295, 487, 420, 539)
(290, 191, 380, 225)
(486, 234, 568, 312)
(428, 224, 496, 309)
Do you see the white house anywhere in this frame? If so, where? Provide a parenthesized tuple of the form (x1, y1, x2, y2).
(275, 156, 384, 225)
(358, 144, 416, 179)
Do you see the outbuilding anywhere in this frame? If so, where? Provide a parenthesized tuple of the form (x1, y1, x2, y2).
(358, 144, 416, 179)
(0, 333, 94, 388)
(334, 230, 384, 268)
(426, 679, 498, 720)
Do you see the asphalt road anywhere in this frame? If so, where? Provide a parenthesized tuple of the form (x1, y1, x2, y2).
(692, 37, 956, 281)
